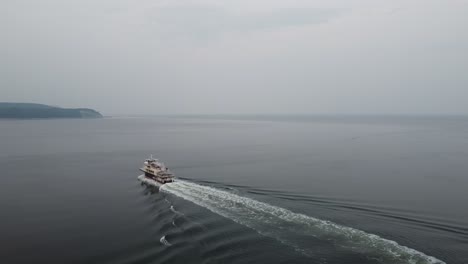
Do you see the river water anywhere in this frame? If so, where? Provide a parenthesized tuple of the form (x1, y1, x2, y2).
(0, 116, 467, 264)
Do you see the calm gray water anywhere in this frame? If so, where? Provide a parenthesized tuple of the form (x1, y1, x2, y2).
(1, 116, 467, 264)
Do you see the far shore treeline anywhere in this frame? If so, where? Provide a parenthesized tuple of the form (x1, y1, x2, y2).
(0, 103, 103, 119)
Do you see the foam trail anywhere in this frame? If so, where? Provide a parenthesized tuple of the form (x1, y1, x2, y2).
(138, 175, 162, 187)
(160, 235, 172, 246)
(160, 180, 445, 264)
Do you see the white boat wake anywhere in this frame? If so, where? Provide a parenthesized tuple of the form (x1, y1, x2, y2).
(140, 176, 444, 264)
(160, 235, 172, 246)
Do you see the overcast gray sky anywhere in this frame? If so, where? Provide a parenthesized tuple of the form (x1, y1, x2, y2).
(2, 0, 468, 115)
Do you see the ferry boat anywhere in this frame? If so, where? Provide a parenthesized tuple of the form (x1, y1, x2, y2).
(139, 155, 175, 186)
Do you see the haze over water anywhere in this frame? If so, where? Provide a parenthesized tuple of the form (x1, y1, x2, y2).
(1, 116, 467, 264)
(2, 0, 468, 262)
(3, 0, 468, 115)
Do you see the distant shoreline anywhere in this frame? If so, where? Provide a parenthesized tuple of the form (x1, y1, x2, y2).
(0, 103, 103, 119)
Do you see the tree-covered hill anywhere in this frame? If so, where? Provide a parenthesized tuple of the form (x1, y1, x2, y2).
(0, 103, 103, 119)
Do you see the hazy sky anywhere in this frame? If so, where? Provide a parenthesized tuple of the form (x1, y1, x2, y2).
(2, 0, 468, 115)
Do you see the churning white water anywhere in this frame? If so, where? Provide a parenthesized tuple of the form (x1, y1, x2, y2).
(139, 176, 444, 264)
